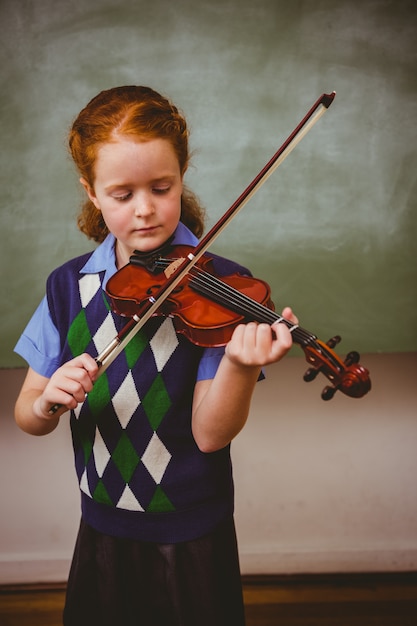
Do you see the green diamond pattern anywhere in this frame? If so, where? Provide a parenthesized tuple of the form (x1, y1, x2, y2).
(124, 330, 148, 369)
(102, 292, 111, 311)
(82, 440, 93, 466)
(93, 479, 113, 506)
(112, 432, 140, 483)
(142, 373, 171, 430)
(147, 486, 175, 513)
(67, 309, 92, 356)
(87, 374, 111, 417)
(76, 423, 94, 466)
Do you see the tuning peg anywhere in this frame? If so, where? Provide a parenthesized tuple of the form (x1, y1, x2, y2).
(303, 367, 320, 382)
(321, 385, 337, 401)
(344, 351, 360, 366)
(326, 335, 341, 348)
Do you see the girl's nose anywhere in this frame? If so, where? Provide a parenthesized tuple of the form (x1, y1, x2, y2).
(134, 193, 155, 217)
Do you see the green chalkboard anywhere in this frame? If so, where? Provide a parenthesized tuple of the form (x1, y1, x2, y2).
(1, 0, 416, 368)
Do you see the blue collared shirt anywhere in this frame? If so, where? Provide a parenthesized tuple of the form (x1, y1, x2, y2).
(15, 223, 225, 379)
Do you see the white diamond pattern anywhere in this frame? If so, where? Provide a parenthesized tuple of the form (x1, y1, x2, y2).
(112, 372, 141, 429)
(150, 318, 179, 371)
(142, 432, 171, 484)
(80, 469, 91, 497)
(73, 403, 82, 420)
(79, 274, 101, 308)
(92, 311, 118, 354)
(117, 485, 144, 511)
(93, 427, 111, 477)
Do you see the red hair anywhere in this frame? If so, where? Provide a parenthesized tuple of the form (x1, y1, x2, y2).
(69, 86, 205, 242)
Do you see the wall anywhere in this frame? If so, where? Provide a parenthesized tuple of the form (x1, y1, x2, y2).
(1, 0, 417, 364)
(1, 352, 417, 584)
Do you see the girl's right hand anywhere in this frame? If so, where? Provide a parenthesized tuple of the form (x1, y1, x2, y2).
(34, 354, 99, 419)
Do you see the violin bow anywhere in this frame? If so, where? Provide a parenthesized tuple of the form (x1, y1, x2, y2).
(97, 91, 336, 373)
(49, 91, 335, 414)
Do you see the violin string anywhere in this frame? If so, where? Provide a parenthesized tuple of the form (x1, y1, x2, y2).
(190, 269, 313, 345)
(189, 271, 343, 370)
(155, 258, 316, 348)
(154, 257, 343, 370)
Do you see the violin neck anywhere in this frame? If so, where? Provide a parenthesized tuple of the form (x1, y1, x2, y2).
(189, 269, 315, 348)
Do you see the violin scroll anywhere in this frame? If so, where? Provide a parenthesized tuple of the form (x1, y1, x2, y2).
(302, 336, 371, 400)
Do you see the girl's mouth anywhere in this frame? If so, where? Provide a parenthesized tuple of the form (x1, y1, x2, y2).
(135, 226, 159, 235)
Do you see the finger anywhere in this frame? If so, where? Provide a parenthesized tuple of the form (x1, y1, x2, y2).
(253, 323, 275, 352)
(71, 354, 99, 380)
(281, 306, 299, 325)
(64, 377, 90, 402)
(63, 364, 95, 392)
(47, 378, 85, 408)
(271, 320, 293, 354)
(226, 322, 259, 365)
(42, 385, 79, 414)
(237, 323, 276, 364)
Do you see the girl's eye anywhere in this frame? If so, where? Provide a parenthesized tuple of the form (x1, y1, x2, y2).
(114, 192, 132, 202)
(153, 186, 170, 195)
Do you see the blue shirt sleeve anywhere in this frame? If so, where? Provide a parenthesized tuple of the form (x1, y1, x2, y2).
(14, 296, 62, 378)
(196, 346, 225, 381)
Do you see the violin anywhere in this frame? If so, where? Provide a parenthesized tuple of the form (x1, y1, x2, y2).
(106, 244, 371, 401)
(49, 91, 371, 414)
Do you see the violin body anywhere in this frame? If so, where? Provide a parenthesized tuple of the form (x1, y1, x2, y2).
(106, 245, 275, 347)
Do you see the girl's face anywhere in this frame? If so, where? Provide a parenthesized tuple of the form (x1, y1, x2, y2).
(82, 137, 183, 268)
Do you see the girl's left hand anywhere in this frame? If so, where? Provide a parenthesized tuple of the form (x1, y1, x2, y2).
(225, 306, 298, 368)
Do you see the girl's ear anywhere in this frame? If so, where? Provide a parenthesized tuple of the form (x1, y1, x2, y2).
(80, 177, 100, 210)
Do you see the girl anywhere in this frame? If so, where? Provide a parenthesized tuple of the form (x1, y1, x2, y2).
(14, 86, 296, 626)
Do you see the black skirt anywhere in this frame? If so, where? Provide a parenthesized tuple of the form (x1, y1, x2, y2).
(63, 516, 246, 626)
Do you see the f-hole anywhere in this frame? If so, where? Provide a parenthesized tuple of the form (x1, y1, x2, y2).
(146, 284, 184, 296)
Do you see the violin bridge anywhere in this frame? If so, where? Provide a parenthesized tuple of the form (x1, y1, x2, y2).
(164, 257, 185, 278)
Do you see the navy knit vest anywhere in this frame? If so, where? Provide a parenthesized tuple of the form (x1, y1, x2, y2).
(46, 251, 248, 543)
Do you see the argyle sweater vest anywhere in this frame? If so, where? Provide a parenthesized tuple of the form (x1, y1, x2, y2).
(46, 251, 248, 543)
